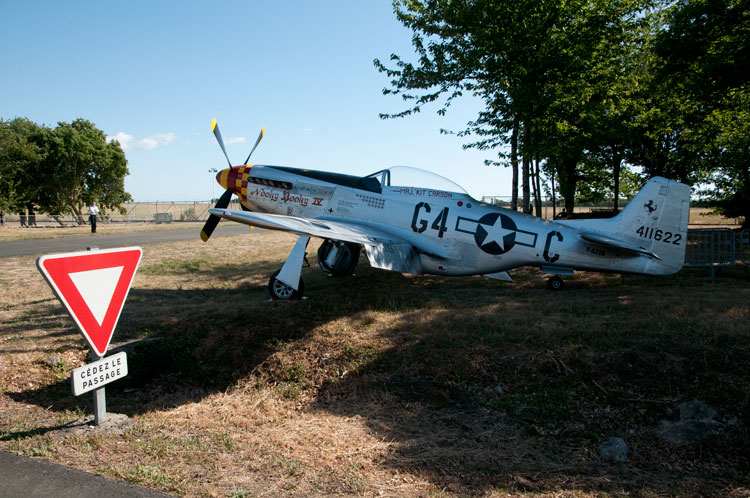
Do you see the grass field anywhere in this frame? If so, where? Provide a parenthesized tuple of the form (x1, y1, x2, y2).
(1, 229, 749, 497)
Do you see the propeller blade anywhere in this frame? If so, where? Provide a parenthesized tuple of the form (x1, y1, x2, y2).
(200, 188, 233, 242)
(211, 118, 233, 168)
(244, 127, 265, 165)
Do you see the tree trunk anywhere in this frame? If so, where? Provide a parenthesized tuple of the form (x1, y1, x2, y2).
(551, 166, 557, 220)
(510, 119, 519, 211)
(530, 160, 538, 215)
(522, 154, 531, 214)
(558, 156, 578, 216)
(522, 122, 531, 214)
(71, 204, 85, 225)
(611, 144, 622, 214)
(534, 155, 543, 217)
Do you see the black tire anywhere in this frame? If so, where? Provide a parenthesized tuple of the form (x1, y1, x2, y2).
(547, 276, 565, 291)
(317, 240, 360, 276)
(268, 270, 304, 300)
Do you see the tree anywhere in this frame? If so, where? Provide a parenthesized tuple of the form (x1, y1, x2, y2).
(34, 119, 131, 223)
(0, 118, 131, 223)
(0, 118, 46, 214)
(375, 0, 654, 215)
(647, 0, 750, 226)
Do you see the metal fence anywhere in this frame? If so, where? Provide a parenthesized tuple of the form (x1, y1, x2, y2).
(740, 229, 750, 265)
(684, 228, 738, 277)
(1, 201, 244, 226)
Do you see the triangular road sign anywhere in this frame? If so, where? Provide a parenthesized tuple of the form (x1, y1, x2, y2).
(37, 247, 142, 357)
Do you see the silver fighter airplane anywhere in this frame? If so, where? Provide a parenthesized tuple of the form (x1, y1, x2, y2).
(201, 120, 691, 299)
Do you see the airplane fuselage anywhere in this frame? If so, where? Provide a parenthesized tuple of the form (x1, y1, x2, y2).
(218, 165, 686, 279)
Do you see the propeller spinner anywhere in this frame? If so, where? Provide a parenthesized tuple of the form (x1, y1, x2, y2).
(200, 120, 264, 242)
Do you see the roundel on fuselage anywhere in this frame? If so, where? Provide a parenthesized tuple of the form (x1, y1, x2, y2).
(474, 212, 518, 255)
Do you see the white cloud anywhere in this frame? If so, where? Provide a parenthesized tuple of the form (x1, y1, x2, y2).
(107, 132, 134, 149)
(107, 132, 176, 151)
(225, 137, 247, 145)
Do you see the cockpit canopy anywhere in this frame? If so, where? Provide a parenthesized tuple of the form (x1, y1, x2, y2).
(267, 165, 469, 195)
(365, 166, 468, 194)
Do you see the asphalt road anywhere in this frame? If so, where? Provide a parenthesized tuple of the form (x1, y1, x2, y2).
(0, 451, 170, 498)
(0, 224, 249, 258)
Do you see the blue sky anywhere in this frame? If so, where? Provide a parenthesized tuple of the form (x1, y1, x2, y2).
(0, 1, 513, 201)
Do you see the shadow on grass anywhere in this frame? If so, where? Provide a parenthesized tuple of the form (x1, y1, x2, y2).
(6, 261, 750, 495)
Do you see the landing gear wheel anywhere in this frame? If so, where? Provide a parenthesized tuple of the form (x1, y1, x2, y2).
(268, 270, 304, 300)
(317, 240, 360, 277)
(547, 276, 565, 291)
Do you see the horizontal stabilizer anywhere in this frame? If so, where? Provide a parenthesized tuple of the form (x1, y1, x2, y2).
(580, 232, 661, 260)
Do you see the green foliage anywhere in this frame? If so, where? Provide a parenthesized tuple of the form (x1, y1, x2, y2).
(180, 207, 199, 221)
(0, 118, 45, 213)
(377, 0, 749, 226)
(0, 117, 131, 218)
(647, 0, 750, 225)
(376, 0, 657, 213)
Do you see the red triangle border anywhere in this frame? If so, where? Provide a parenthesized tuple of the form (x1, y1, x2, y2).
(37, 247, 142, 357)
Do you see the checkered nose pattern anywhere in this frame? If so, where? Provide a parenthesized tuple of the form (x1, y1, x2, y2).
(217, 166, 251, 194)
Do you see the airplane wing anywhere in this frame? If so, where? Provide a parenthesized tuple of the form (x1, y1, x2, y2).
(210, 208, 404, 244)
(208, 208, 451, 274)
(580, 232, 661, 260)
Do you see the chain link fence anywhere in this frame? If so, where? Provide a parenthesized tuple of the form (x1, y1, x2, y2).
(1, 201, 244, 226)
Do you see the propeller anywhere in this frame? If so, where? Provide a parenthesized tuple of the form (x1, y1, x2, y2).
(200, 188, 232, 241)
(211, 118, 233, 168)
(201, 119, 264, 242)
(244, 127, 265, 165)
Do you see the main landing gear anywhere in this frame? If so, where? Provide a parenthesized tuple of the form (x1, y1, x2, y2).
(267, 237, 360, 300)
(268, 270, 305, 300)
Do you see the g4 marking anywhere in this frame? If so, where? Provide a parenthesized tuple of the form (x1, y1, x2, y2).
(411, 202, 449, 238)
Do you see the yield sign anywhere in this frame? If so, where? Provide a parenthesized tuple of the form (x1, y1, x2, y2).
(37, 247, 142, 357)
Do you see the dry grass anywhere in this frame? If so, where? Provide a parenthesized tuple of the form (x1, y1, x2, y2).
(1, 228, 749, 497)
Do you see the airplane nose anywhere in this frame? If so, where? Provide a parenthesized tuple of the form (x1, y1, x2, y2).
(216, 167, 236, 191)
(217, 166, 252, 192)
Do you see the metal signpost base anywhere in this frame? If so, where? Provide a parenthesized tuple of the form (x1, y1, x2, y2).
(91, 350, 107, 425)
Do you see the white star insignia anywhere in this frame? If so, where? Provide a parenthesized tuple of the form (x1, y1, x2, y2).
(480, 220, 515, 251)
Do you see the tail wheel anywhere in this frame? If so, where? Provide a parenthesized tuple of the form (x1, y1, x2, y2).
(268, 270, 304, 300)
(547, 276, 565, 291)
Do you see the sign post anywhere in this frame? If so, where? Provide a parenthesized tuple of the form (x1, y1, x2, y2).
(91, 350, 106, 424)
(37, 247, 142, 425)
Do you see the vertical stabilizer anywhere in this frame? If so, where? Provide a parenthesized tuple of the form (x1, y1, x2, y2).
(612, 177, 691, 274)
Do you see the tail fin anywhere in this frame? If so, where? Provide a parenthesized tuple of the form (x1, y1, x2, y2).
(612, 176, 691, 274)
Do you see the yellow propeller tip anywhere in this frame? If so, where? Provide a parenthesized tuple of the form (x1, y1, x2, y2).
(200, 231, 209, 242)
(211, 119, 217, 131)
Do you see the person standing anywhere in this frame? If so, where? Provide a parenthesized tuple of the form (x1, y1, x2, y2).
(27, 205, 37, 227)
(88, 201, 100, 233)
